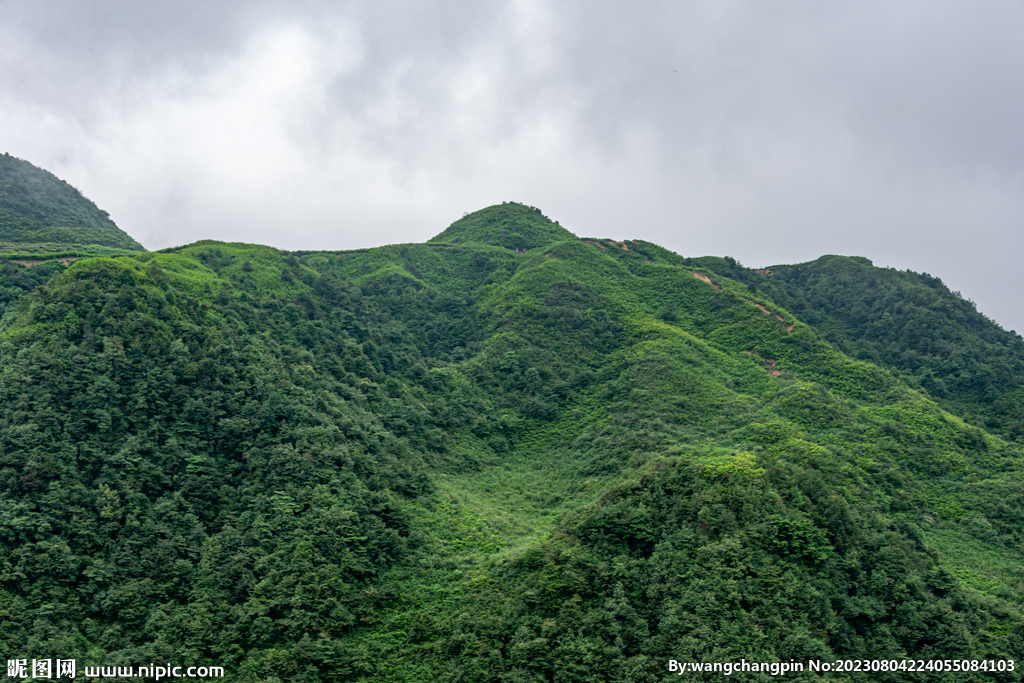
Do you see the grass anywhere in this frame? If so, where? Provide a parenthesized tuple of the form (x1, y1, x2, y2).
(925, 524, 1024, 604)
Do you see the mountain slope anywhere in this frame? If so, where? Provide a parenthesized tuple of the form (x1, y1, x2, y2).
(0, 208, 1022, 681)
(0, 153, 145, 252)
(691, 254, 1024, 442)
(342, 234, 1024, 681)
(428, 202, 573, 251)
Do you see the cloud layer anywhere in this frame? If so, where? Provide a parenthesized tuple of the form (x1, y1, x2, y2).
(2, 1, 1022, 330)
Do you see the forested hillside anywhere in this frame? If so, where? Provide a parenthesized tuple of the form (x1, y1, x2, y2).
(691, 255, 1024, 442)
(1, 199, 1023, 681)
(0, 153, 144, 252)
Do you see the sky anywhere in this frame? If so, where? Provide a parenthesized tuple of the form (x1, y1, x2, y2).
(2, 1, 1022, 331)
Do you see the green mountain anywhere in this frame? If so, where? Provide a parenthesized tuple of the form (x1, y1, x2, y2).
(0, 153, 145, 252)
(692, 254, 1024, 442)
(429, 202, 575, 250)
(1, 201, 1022, 682)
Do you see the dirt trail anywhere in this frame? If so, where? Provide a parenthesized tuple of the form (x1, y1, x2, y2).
(745, 299, 794, 332)
(749, 301, 780, 320)
(691, 272, 721, 289)
(690, 271, 794, 333)
(748, 352, 781, 377)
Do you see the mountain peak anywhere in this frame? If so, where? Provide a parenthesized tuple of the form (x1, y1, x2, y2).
(429, 202, 575, 250)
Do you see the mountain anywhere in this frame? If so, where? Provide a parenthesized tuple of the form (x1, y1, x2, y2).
(691, 254, 1024, 442)
(429, 202, 576, 250)
(0, 153, 145, 252)
(0, 200, 1022, 682)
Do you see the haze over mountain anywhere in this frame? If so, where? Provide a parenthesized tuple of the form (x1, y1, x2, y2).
(1, 162, 1023, 681)
(0, 153, 144, 252)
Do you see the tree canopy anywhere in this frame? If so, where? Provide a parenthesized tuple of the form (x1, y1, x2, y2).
(0, 201, 1022, 681)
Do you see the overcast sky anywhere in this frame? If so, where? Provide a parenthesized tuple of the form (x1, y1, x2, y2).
(2, 1, 1022, 331)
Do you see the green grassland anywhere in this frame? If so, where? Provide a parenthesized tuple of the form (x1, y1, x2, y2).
(0, 201, 1022, 681)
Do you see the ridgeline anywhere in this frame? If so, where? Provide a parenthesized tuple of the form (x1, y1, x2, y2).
(0, 166, 1022, 682)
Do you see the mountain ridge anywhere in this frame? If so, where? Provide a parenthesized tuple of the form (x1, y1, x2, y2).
(1, 169, 1022, 681)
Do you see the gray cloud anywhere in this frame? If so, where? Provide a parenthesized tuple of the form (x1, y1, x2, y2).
(2, 0, 1022, 331)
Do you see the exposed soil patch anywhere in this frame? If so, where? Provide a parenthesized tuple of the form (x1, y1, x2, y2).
(607, 240, 630, 251)
(584, 240, 607, 250)
(748, 352, 781, 377)
(691, 272, 721, 289)
(690, 271, 793, 334)
(754, 268, 774, 275)
(741, 298, 793, 333)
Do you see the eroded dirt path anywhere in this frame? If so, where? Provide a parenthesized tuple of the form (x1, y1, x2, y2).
(691, 271, 794, 333)
(691, 271, 721, 289)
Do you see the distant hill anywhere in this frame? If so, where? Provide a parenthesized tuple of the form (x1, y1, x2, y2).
(0, 153, 145, 252)
(691, 254, 1024, 440)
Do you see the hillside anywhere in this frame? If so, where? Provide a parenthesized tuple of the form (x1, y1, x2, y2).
(0, 153, 145, 252)
(0, 202, 1022, 682)
(691, 255, 1024, 442)
(429, 202, 575, 251)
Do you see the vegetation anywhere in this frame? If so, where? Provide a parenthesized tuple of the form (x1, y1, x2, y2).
(691, 255, 1024, 441)
(0, 153, 145, 251)
(0, 196, 1023, 681)
(429, 202, 572, 252)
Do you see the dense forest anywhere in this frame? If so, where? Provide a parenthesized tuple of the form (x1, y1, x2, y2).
(1, 162, 1023, 681)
